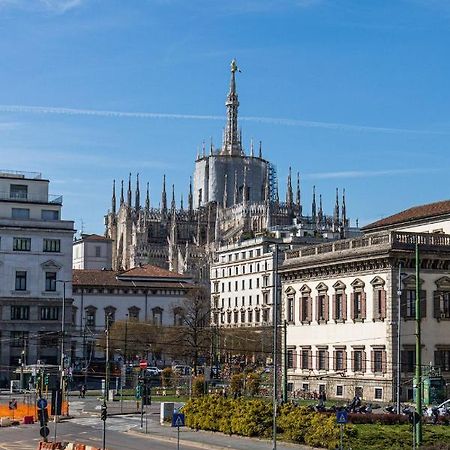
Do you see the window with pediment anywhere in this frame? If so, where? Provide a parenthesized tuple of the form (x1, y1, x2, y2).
(371, 276, 386, 321)
(434, 277, 450, 320)
(350, 279, 366, 321)
(332, 281, 347, 322)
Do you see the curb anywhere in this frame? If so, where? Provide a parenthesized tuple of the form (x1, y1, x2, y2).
(127, 429, 230, 450)
(127, 428, 307, 450)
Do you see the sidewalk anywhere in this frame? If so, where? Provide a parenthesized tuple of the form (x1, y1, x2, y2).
(128, 417, 312, 450)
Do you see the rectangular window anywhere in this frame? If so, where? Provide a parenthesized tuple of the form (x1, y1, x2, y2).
(256, 294, 259, 305)
(354, 350, 363, 372)
(13, 237, 31, 251)
(234, 311, 238, 323)
(287, 297, 294, 322)
(406, 290, 416, 318)
(374, 388, 383, 400)
(301, 349, 310, 369)
(45, 272, 57, 291)
(374, 350, 383, 372)
(86, 309, 96, 327)
(15, 271, 27, 291)
(11, 305, 29, 320)
(10, 184, 28, 200)
(354, 292, 362, 318)
(242, 280, 245, 290)
(248, 310, 253, 323)
(241, 311, 245, 323)
(318, 350, 327, 370)
(12, 208, 30, 219)
(335, 293, 343, 319)
(43, 238, 61, 252)
(41, 306, 59, 320)
(335, 350, 344, 371)
(249, 295, 252, 306)
(263, 309, 269, 322)
(41, 210, 59, 220)
(228, 282, 231, 292)
(336, 385, 343, 396)
(256, 278, 260, 288)
(95, 246, 101, 257)
(318, 295, 325, 320)
(301, 295, 309, 322)
(255, 309, 260, 322)
(11, 331, 28, 347)
(287, 349, 294, 369)
(249, 279, 252, 289)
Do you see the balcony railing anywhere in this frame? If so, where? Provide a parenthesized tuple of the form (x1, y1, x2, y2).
(0, 169, 42, 179)
(285, 231, 450, 260)
(0, 191, 62, 205)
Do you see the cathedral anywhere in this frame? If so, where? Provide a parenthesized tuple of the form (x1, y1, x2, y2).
(105, 60, 352, 280)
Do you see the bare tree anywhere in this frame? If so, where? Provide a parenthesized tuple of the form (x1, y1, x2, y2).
(167, 283, 211, 375)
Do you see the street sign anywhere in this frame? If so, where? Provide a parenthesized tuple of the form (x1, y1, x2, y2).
(8, 399, 17, 410)
(39, 426, 50, 438)
(172, 412, 185, 427)
(336, 410, 348, 424)
(37, 398, 48, 410)
(139, 360, 148, 370)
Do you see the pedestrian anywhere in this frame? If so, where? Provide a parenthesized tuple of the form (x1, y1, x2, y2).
(79, 384, 83, 398)
(81, 384, 87, 398)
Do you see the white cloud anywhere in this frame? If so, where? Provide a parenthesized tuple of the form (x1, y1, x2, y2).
(0, 104, 445, 135)
(304, 168, 443, 180)
(0, 0, 83, 13)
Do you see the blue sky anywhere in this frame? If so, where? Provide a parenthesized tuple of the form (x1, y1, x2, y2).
(0, 0, 449, 233)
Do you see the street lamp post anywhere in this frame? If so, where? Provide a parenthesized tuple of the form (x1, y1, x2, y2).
(272, 243, 279, 450)
(396, 263, 403, 415)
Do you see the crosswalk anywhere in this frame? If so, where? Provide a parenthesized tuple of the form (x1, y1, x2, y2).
(71, 414, 147, 432)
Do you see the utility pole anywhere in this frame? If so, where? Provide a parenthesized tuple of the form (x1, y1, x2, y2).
(415, 242, 422, 446)
(105, 315, 111, 401)
(272, 243, 279, 450)
(282, 320, 288, 403)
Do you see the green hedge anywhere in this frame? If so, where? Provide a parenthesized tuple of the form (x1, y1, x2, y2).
(182, 396, 354, 449)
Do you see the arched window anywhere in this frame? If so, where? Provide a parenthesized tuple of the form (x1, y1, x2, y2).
(128, 306, 140, 321)
(152, 307, 163, 326)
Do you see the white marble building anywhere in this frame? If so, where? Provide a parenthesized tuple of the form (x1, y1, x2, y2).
(0, 170, 75, 385)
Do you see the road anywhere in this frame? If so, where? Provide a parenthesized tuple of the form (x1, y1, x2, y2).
(0, 419, 200, 450)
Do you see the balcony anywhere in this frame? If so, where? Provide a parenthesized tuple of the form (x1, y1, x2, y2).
(284, 231, 450, 263)
(0, 191, 63, 205)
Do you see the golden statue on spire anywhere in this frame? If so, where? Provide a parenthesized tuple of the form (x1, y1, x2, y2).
(230, 59, 241, 73)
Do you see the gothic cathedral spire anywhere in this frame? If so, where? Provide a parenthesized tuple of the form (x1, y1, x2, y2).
(222, 59, 242, 156)
(145, 182, 150, 212)
(135, 173, 140, 210)
(312, 185, 316, 221)
(127, 173, 132, 206)
(161, 175, 167, 215)
(111, 179, 116, 214)
(120, 180, 124, 205)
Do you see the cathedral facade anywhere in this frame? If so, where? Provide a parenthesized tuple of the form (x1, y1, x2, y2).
(105, 60, 352, 280)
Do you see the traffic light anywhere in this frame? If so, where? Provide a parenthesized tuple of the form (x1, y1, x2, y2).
(135, 384, 142, 399)
(44, 373, 49, 386)
(38, 408, 49, 426)
(101, 405, 107, 421)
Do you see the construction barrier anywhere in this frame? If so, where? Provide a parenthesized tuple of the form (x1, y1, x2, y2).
(36, 443, 63, 450)
(0, 400, 69, 422)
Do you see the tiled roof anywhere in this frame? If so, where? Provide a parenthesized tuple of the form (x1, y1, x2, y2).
(80, 234, 112, 242)
(73, 264, 191, 288)
(363, 199, 450, 231)
(120, 264, 186, 279)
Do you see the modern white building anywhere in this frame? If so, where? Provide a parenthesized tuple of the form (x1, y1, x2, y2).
(73, 233, 113, 270)
(280, 202, 450, 403)
(71, 264, 193, 364)
(0, 170, 75, 386)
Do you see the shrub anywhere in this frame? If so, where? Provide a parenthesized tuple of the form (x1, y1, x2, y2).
(348, 413, 409, 425)
(192, 375, 206, 397)
(246, 372, 261, 397)
(161, 367, 173, 388)
(230, 373, 244, 397)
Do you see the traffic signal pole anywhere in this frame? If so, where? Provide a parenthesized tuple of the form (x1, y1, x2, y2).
(415, 242, 422, 446)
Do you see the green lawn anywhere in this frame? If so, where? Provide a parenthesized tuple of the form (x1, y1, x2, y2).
(348, 424, 450, 450)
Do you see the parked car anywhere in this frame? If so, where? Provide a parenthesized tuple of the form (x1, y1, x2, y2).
(146, 367, 162, 376)
(173, 365, 191, 376)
